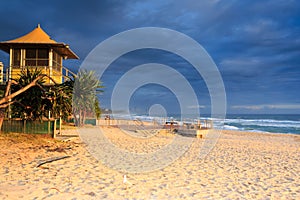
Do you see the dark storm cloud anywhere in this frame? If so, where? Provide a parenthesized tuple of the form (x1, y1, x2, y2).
(0, 0, 299, 113)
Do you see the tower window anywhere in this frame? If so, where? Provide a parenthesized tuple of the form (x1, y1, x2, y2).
(53, 51, 62, 67)
(25, 48, 49, 66)
(12, 48, 21, 66)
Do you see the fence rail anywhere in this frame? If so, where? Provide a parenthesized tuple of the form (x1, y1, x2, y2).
(96, 118, 213, 129)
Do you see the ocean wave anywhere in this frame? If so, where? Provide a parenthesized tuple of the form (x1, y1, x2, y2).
(223, 125, 240, 130)
(224, 118, 300, 128)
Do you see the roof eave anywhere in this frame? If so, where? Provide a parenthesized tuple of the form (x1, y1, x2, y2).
(54, 43, 79, 59)
(0, 42, 79, 59)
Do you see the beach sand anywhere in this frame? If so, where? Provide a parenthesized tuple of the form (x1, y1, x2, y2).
(0, 127, 299, 199)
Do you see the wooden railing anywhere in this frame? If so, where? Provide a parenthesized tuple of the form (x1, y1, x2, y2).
(1, 65, 76, 84)
(62, 66, 76, 82)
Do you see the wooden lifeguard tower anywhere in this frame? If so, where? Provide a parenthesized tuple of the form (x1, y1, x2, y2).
(0, 24, 78, 84)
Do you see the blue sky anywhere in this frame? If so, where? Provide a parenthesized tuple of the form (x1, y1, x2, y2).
(0, 0, 299, 114)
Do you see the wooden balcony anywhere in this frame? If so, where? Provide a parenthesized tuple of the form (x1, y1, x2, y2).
(2, 65, 76, 85)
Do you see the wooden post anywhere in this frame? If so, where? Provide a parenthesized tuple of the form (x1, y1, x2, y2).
(53, 119, 57, 138)
(170, 120, 173, 132)
(196, 130, 202, 138)
(49, 49, 53, 84)
(48, 111, 51, 134)
(23, 120, 26, 133)
(48, 120, 50, 134)
(8, 48, 12, 119)
(59, 117, 62, 135)
(197, 119, 201, 130)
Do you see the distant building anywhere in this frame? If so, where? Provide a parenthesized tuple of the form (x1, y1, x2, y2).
(0, 24, 78, 84)
(0, 62, 3, 83)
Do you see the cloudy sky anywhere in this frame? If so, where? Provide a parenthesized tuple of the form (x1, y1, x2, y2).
(0, 0, 299, 115)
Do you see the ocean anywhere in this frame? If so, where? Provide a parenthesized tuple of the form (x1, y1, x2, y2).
(221, 114, 300, 135)
(114, 113, 300, 135)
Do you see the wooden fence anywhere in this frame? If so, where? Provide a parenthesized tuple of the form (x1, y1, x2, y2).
(1, 119, 58, 137)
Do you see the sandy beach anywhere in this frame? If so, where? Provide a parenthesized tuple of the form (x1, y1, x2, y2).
(0, 126, 299, 199)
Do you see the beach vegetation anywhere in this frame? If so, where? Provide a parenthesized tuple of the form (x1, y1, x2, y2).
(73, 69, 103, 126)
(0, 68, 50, 129)
(44, 78, 74, 120)
(10, 68, 74, 121)
(94, 98, 101, 119)
(0, 68, 104, 131)
(11, 68, 46, 120)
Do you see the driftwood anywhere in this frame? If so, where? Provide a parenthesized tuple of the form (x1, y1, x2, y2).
(36, 155, 71, 168)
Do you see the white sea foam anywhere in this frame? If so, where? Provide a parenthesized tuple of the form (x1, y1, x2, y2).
(223, 125, 240, 130)
(225, 118, 300, 128)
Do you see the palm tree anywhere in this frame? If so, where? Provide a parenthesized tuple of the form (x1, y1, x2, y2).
(94, 98, 101, 119)
(0, 69, 49, 130)
(46, 79, 74, 120)
(73, 70, 103, 126)
(11, 68, 46, 120)
(0, 68, 103, 130)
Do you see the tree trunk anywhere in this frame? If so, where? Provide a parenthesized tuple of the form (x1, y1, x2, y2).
(80, 110, 85, 126)
(83, 110, 86, 126)
(0, 109, 5, 133)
